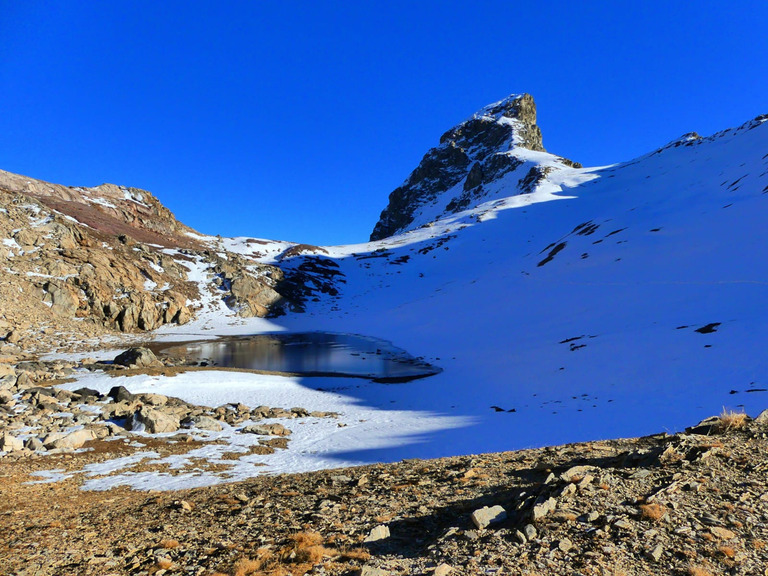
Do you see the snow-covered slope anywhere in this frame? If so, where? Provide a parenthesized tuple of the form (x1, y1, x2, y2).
(246, 104, 768, 461)
(42, 98, 768, 487)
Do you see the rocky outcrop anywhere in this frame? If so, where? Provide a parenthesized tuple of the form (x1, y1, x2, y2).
(0, 170, 294, 352)
(370, 94, 582, 241)
(212, 256, 285, 318)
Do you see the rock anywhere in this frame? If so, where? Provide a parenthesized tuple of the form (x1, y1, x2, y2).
(560, 465, 594, 483)
(43, 281, 80, 316)
(138, 393, 168, 406)
(240, 423, 290, 436)
(73, 387, 103, 400)
(0, 389, 15, 405)
(532, 497, 557, 521)
(0, 364, 15, 378)
(363, 525, 390, 543)
(5, 331, 20, 344)
(754, 409, 768, 424)
(710, 526, 736, 540)
(44, 428, 95, 450)
(107, 386, 136, 403)
(0, 433, 24, 452)
(134, 407, 179, 434)
(557, 538, 572, 553)
(369, 94, 577, 241)
(645, 544, 664, 562)
(360, 567, 389, 576)
(470, 505, 507, 529)
(523, 524, 537, 540)
(114, 347, 162, 369)
(434, 565, 453, 576)
(24, 437, 44, 451)
(180, 415, 223, 431)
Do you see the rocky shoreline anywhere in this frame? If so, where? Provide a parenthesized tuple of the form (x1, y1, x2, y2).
(1, 351, 767, 576)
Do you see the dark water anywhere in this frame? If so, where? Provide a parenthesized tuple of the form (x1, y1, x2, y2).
(150, 332, 441, 383)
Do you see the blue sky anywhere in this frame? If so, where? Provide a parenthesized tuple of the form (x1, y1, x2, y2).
(1, 1, 766, 245)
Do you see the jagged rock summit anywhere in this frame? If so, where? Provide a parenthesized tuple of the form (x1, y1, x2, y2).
(370, 93, 581, 240)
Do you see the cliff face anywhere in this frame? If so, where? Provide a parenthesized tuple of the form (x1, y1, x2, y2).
(370, 94, 580, 241)
(0, 170, 287, 353)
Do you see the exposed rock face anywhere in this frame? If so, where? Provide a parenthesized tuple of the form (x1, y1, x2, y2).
(370, 94, 581, 241)
(0, 169, 292, 352)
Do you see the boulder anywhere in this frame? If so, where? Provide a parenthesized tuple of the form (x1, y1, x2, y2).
(241, 423, 291, 436)
(181, 415, 223, 431)
(114, 347, 162, 369)
(471, 505, 507, 529)
(43, 281, 80, 317)
(73, 387, 103, 400)
(0, 389, 14, 405)
(44, 428, 95, 450)
(363, 525, 390, 543)
(138, 393, 167, 406)
(107, 385, 136, 403)
(0, 433, 23, 452)
(134, 406, 179, 434)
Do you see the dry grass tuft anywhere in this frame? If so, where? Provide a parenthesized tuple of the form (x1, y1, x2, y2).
(232, 548, 278, 576)
(286, 531, 332, 564)
(718, 545, 736, 558)
(338, 547, 371, 561)
(639, 502, 667, 522)
(717, 408, 749, 431)
(289, 531, 324, 548)
(233, 558, 264, 576)
(153, 557, 175, 570)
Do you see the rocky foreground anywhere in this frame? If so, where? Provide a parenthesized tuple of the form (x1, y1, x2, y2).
(2, 354, 768, 576)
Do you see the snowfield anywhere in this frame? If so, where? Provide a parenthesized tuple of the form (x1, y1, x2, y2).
(43, 110, 768, 490)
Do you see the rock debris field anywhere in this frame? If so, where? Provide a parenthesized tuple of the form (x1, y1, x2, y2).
(2, 353, 768, 575)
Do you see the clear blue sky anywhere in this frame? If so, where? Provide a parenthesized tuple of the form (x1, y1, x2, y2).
(2, 1, 766, 245)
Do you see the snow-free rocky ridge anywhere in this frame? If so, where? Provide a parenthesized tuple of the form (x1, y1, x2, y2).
(1, 93, 768, 573)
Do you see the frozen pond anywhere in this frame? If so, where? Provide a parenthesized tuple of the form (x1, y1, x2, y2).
(150, 332, 441, 383)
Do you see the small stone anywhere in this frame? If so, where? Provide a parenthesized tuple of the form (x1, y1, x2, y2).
(434, 564, 453, 576)
(174, 500, 194, 511)
(754, 409, 768, 424)
(364, 525, 390, 543)
(532, 497, 557, 521)
(560, 465, 594, 482)
(645, 544, 664, 562)
(586, 511, 600, 523)
(514, 530, 527, 544)
(471, 505, 507, 529)
(360, 567, 389, 576)
(523, 524, 537, 540)
(613, 519, 633, 530)
(557, 538, 572, 553)
(710, 527, 736, 540)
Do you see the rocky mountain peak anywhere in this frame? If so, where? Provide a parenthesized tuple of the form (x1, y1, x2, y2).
(439, 93, 545, 153)
(370, 93, 577, 241)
